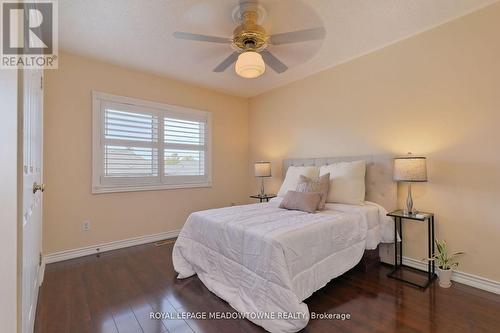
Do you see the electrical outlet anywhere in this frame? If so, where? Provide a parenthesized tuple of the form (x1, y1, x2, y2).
(83, 220, 91, 231)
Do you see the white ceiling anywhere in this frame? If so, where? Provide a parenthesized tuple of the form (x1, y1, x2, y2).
(59, 0, 498, 97)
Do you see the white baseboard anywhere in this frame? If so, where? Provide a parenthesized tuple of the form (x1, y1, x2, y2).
(44, 230, 180, 264)
(382, 256, 500, 295)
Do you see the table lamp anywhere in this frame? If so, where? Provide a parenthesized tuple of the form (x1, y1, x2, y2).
(393, 153, 427, 215)
(254, 161, 271, 197)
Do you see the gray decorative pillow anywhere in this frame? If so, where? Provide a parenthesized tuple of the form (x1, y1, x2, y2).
(279, 191, 322, 214)
(296, 173, 330, 210)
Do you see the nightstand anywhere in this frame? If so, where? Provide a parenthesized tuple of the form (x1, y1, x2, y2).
(250, 194, 276, 203)
(387, 210, 437, 289)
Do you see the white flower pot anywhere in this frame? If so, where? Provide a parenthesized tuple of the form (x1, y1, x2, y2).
(438, 267, 452, 288)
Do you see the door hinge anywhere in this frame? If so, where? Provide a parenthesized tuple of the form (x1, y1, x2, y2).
(39, 253, 42, 266)
(40, 76, 43, 90)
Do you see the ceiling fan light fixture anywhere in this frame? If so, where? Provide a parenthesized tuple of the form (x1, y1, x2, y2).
(235, 51, 265, 78)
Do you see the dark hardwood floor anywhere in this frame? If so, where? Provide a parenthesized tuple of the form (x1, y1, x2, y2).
(35, 240, 500, 333)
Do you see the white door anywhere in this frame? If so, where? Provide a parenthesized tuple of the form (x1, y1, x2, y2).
(21, 68, 44, 333)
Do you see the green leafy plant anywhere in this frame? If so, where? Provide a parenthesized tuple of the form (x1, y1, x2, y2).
(423, 239, 464, 270)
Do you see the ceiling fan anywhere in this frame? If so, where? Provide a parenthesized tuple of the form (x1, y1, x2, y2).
(173, 0, 326, 79)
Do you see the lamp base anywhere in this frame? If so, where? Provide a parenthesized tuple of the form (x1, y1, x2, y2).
(405, 183, 414, 215)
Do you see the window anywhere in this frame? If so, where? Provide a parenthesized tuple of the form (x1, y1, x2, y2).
(92, 92, 211, 193)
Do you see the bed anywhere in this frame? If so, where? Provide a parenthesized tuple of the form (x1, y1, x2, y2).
(173, 155, 397, 332)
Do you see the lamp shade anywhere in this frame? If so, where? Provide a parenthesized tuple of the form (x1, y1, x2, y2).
(254, 161, 271, 177)
(393, 156, 427, 182)
(235, 51, 265, 79)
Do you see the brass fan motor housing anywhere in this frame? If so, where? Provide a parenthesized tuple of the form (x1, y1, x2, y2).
(232, 11, 268, 52)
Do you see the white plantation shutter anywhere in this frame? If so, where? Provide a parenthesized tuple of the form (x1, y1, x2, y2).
(103, 106, 159, 181)
(92, 92, 211, 193)
(164, 117, 207, 180)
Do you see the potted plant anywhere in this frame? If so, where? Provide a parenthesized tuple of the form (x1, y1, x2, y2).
(424, 239, 464, 288)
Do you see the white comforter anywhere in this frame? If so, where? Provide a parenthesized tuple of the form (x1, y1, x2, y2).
(172, 202, 391, 332)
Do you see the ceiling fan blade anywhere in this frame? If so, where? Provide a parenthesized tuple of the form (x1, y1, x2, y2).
(260, 50, 288, 73)
(173, 31, 230, 44)
(269, 27, 326, 45)
(213, 52, 239, 72)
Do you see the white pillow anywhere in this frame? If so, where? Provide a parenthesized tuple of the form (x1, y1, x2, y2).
(319, 160, 366, 205)
(277, 166, 319, 197)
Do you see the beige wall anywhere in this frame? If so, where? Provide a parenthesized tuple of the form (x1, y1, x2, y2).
(0, 70, 19, 333)
(248, 4, 500, 281)
(43, 52, 249, 254)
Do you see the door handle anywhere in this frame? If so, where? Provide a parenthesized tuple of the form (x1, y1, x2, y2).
(33, 183, 45, 194)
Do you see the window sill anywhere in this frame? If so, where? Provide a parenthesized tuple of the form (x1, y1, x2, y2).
(92, 182, 212, 194)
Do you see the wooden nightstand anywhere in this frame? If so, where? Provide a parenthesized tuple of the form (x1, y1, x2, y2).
(250, 194, 276, 203)
(387, 210, 437, 289)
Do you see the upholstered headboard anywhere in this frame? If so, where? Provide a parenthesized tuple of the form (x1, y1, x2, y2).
(283, 155, 397, 212)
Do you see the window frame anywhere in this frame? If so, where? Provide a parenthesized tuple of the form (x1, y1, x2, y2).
(92, 91, 212, 194)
